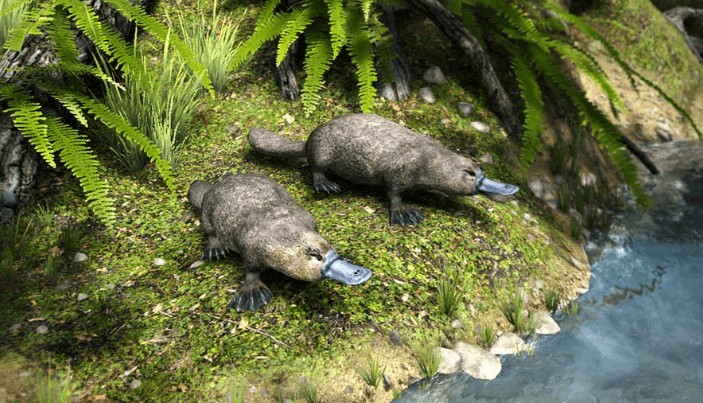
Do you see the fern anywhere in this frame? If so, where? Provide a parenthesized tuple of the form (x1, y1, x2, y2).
(231, 12, 292, 69)
(4, 0, 53, 51)
(346, 8, 377, 112)
(302, 31, 334, 116)
(508, 45, 543, 168)
(324, 0, 346, 58)
(276, 6, 316, 66)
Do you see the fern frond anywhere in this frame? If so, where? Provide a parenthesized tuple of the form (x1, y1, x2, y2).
(101, 0, 213, 94)
(230, 12, 292, 70)
(45, 116, 116, 225)
(359, 0, 373, 22)
(301, 31, 333, 116)
(0, 84, 55, 168)
(346, 9, 377, 113)
(72, 93, 175, 190)
(276, 7, 315, 67)
(508, 45, 543, 168)
(259, 0, 282, 22)
(4, 1, 54, 51)
(46, 6, 79, 64)
(479, 0, 550, 52)
(323, 0, 346, 58)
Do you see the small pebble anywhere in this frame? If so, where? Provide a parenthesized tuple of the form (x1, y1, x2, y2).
(153, 258, 166, 267)
(128, 379, 141, 390)
(451, 319, 463, 329)
(106, 283, 116, 290)
(344, 385, 353, 394)
(389, 330, 403, 346)
(189, 260, 205, 269)
(9, 324, 21, 333)
(77, 293, 88, 302)
(73, 252, 88, 263)
(471, 121, 491, 133)
(479, 153, 493, 164)
(423, 66, 447, 85)
(418, 87, 436, 104)
(457, 102, 474, 117)
(36, 325, 48, 334)
(383, 373, 392, 390)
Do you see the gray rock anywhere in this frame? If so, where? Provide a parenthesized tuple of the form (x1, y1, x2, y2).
(344, 385, 353, 394)
(527, 177, 544, 198)
(479, 153, 493, 165)
(189, 260, 205, 269)
(470, 121, 491, 133)
(489, 332, 525, 355)
(453, 341, 501, 380)
(73, 252, 88, 263)
(153, 258, 166, 267)
(569, 208, 582, 224)
(36, 325, 48, 334)
(534, 279, 544, 290)
(656, 119, 673, 141)
(77, 293, 88, 302)
(457, 102, 474, 117)
(55, 282, 71, 291)
(379, 83, 398, 102)
(533, 311, 560, 335)
(435, 347, 462, 374)
(423, 66, 447, 85)
(383, 373, 392, 390)
(129, 379, 141, 390)
(418, 87, 436, 104)
(389, 330, 403, 346)
(579, 171, 597, 188)
(451, 319, 463, 329)
(9, 323, 21, 333)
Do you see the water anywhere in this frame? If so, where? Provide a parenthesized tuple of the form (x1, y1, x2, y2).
(398, 167, 703, 402)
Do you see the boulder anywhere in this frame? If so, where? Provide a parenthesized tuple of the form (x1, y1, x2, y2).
(453, 341, 501, 380)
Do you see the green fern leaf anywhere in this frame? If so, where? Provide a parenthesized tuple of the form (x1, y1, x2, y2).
(301, 31, 333, 116)
(46, 7, 79, 64)
(346, 9, 377, 113)
(323, 0, 346, 58)
(276, 7, 315, 67)
(230, 13, 292, 70)
(259, 0, 283, 23)
(508, 46, 543, 168)
(0, 84, 55, 168)
(4, 1, 54, 51)
(359, 0, 373, 22)
(45, 116, 116, 225)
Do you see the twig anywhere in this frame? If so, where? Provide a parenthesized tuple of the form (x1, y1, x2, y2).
(245, 326, 290, 349)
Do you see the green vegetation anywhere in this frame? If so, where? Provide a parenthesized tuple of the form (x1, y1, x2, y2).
(37, 367, 73, 403)
(564, 301, 581, 317)
(436, 267, 465, 318)
(298, 382, 320, 403)
(544, 288, 562, 314)
(479, 322, 498, 348)
(359, 354, 385, 389)
(500, 289, 534, 334)
(411, 332, 441, 379)
(0, 0, 26, 49)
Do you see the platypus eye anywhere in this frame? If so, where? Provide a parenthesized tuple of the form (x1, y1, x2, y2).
(464, 169, 476, 177)
(309, 251, 323, 261)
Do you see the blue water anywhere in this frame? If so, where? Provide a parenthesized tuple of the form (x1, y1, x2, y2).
(398, 172, 703, 403)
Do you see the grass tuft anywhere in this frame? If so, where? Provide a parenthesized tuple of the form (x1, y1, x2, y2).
(479, 322, 498, 347)
(564, 301, 580, 317)
(410, 332, 441, 379)
(436, 268, 464, 318)
(544, 288, 562, 314)
(359, 354, 385, 389)
(500, 289, 534, 334)
(37, 367, 73, 403)
(59, 226, 83, 261)
(299, 382, 320, 403)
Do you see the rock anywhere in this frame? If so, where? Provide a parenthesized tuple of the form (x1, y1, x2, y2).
(153, 258, 166, 267)
(344, 385, 353, 394)
(527, 177, 544, 198)
(282, 114, 295, 124)
(189, 260, 205, 269)
(570, 256, 587, 270)
(519, 289, 529, 305)
(129, 379, 141, 390)
(9, 323, 21, 333)
(423, 66, 446, 85)
(656, 119, 673, 141)
(456, 102, 474, 117)
(55, 282, 71, 291)
(451, 319, 463, 329)
(389, 330, 403, 346)
(106, 283, 116, 290)
(382, 373, 392, 390)
(73, 252, 88, 263)
(569, 209, 582, 224)
(77, 293, 88, 302)
(470, 121, 490, 133)
(533, 311, 560, 335)
(435, 347, 462, 374)
(36, 325, 48, 334)
(489, 332, 525, 355)
(418, 87, 436, 104)
(379, 83, 398, 102)
(453, 341, 501, 380)
(579, 171, 597, 188)
(542, 189, 558, 210)
(534, 279, 544, 290)
(479, 153, 493, 164)
(407, 376, 421, 385)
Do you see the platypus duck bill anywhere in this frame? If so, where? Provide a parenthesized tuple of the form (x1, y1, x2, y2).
(320, 251, 373, 285)
(475, 169, 519, 196)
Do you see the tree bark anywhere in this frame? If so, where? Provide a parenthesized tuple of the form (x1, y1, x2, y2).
(376, 5, 412, 102)
(406, 0, 524, 141)
(0, 0, 148, 224)
(275, 39, 301, 101)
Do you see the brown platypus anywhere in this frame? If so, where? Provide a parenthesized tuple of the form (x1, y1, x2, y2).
(248, 114, 519, 225)
(187, 172, 372, 311)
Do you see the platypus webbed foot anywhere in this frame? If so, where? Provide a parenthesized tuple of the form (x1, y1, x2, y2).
(228, 279, 273, 311)
(312, 172, 341, 194)
(390, 206, 424, 226)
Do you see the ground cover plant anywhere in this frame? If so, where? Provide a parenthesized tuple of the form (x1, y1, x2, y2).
(2, 0, 690, 401)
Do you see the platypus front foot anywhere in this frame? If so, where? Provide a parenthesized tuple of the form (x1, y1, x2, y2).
(390, 206, 424, 226)
(312, 172, 341, 194)
(202, 247, 228, 261)
(227, 279, 273, 312)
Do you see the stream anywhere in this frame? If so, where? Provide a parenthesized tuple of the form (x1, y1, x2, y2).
(397, 142, 703, 402)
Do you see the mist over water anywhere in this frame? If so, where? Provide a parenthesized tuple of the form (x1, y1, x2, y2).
(397, 172, 703, 403)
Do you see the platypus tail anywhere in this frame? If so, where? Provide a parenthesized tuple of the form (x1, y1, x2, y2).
(187, 180, 213, 210)
(248, 128, 306, 158)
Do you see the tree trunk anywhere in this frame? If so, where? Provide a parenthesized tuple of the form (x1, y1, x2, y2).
(0, 0, 148, 224)
(376, 5, 412, 102)
(275, 39, 301, 101)
(663, 7, 703, 63)
(406, 0, 524, 141)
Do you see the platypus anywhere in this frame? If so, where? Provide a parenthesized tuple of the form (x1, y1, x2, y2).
(187, 172, 372, 311)
(248, 114, 519, 225)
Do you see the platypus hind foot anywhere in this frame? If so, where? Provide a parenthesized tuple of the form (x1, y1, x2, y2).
(227, 279, 273, 311)
(312, 172, 341, 194)
(202, 247, 228, 261)
(390, 206, 425, 226)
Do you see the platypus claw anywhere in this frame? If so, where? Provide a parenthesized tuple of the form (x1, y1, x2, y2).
(228, 281, 273, 311)
(314, 182, 341, 194)
(203, 247, 228, 261)
(390, 208, 424, 226)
